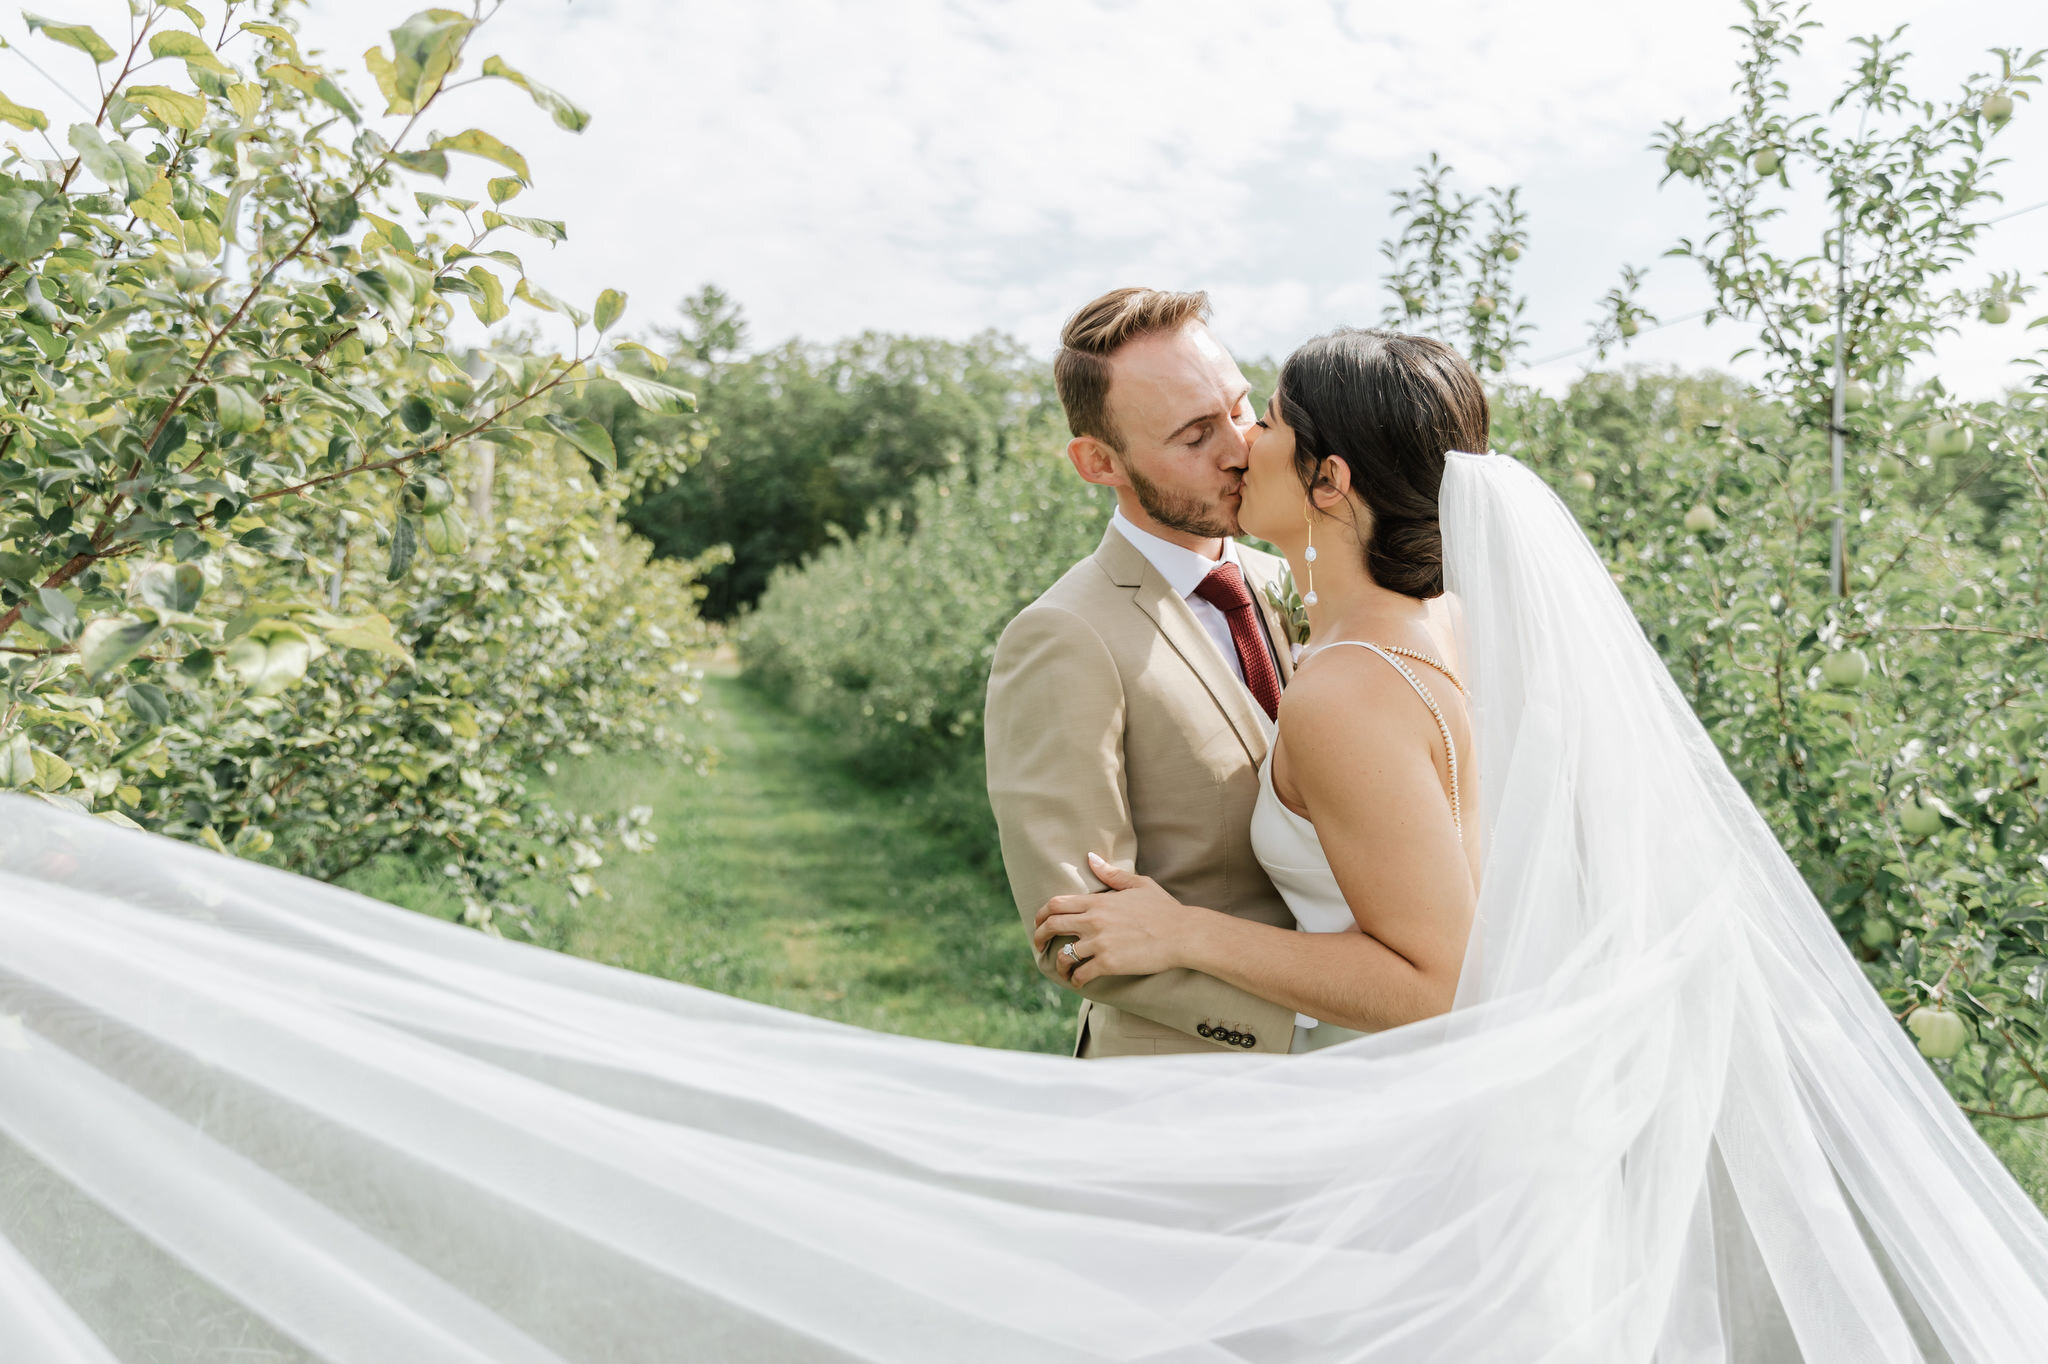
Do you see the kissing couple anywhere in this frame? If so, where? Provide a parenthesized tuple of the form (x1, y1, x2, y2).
(5, 290, 2048, 1361)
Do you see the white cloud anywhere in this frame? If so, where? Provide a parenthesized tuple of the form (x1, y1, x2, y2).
(5, 0, 2042, 393)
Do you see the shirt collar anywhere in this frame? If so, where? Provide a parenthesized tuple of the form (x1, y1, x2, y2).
(1109, 506, 1241, 600)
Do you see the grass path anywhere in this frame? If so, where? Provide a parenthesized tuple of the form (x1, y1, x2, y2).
(508, 663, 1074, 1053)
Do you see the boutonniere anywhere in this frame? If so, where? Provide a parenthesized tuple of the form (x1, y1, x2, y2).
(1262, 571, 1312, 649)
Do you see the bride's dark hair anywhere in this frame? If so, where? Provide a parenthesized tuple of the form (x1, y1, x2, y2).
(1276, 329, 1490, 599)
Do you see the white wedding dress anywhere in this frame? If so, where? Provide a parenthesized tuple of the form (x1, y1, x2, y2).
(4, 452, 2047, 1363)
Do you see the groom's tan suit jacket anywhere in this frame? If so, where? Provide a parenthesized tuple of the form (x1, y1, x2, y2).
(985, 523, 1300, 1057)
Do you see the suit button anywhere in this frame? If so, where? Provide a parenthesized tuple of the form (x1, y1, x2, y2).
(1222, 1030, 1243, 1047)
(1196, 1024, 1214, 1038)
(1239, 1034, 1256, 1049)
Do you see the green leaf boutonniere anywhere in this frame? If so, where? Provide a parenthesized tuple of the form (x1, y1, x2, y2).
(1262, 572, 1311, 648)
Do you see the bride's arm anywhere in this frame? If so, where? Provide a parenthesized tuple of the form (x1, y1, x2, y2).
(1034, 657, 1474, 1032)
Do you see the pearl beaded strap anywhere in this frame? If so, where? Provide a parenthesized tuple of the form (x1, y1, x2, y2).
(1307, 640, 1465, 839)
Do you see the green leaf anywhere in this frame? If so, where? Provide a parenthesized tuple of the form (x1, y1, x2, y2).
(77, 615, 163, 677)
(147, 29, 231, 74)
(29, 745, 71, 792)
(512, 275, 566, 314)
(415, 190, 476, 214)
(312, 76, 359, 122)
(134, 562, 205, 615)
(125, 85, 207, 130)
(19, 586, 78, 643)
(463, 265, 508, 324)
(225, 626, 312, 697)
(421, 506, 469, 554)
(24, 13, 115, 63)
(608, 370, 693, 412)
(390, 148, 449, 178)
(67, 123, 154, 200)
(211, 384, 264, 434)
(386, 514, 418, 580)
(486, 175, 521, 205)
(0, 185, 66, 263)
(238, 22, 301, 60)
(593, 287, 625, 333)
(608, 339, 668, 373)
(383, 9, 474, 112)
(0, 85, 48, 131)
(0, 734, 31, 787)
(125, 681, 171, 725)
(543, 413, 616, 470)
(225, 80, 263, 122)
(483, 210, 565, 244)
(430, 128, 530, 182)
(315, 610, 412, 662)
(479, 54, 590, 132)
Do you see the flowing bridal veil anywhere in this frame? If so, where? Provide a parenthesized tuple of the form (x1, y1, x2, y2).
(3, 452, 2045, 1363)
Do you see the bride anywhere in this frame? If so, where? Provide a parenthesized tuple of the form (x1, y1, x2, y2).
(4, 333, 2048, 1362)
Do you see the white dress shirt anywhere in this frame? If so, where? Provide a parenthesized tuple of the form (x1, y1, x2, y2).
(1109, 508, 1250, 686)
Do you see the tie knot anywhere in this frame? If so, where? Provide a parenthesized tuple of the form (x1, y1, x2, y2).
(1192, 561, 1254, 614)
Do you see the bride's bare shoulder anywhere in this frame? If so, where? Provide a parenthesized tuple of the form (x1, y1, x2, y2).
(1276, 646, 1426, 741)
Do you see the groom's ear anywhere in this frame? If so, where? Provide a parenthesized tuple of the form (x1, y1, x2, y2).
(1067, 435, 1126, 489)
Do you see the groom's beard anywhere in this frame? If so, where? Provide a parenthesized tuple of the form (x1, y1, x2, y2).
(1124, 463, 1240, 539)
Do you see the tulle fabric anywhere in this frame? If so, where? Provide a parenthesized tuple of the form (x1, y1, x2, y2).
(2, 451, 2044, 1362)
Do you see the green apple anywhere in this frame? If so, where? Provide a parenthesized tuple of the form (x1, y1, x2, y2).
(1503, 243, 1521, 262)
(1470, 295, 1497, 319)
(1907, 1005, 1967, 1060)
(1683, 504, 1718, 534)
(1804, 301, 1830, 325)
(1860, 916, 1895, 949)
(1571, 470, 1597, 491)
(1983, 91, 2014, 125)
(1486, 353, 1505, 373)
(1619, 317, 1640, 338)
(1953, 582, 1984, 610)
(1926, 420, 1974, 458)
(1900, 796, 1945, 838)
(1752, 148, 1782, 176)
(1841, 379, 1873, 412)
(1821, 648, 1869, 689)
(1980, 298, 2011, 325)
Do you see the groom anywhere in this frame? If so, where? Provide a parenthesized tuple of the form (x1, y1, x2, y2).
(984, 288, 1300, 1057)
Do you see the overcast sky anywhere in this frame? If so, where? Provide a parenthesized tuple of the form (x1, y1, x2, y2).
(5, 1, 2043, 393)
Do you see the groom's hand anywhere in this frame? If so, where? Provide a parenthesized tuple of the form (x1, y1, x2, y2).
(1032, 853, 1204, 987)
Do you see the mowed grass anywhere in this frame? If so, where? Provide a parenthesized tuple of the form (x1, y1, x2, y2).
(346, 660, 1078, 1054)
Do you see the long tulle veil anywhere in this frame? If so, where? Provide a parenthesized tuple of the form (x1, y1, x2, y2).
(3, 451, 2045, 1362)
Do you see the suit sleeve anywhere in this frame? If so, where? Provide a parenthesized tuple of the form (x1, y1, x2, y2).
(984, 604, 1295, 1049)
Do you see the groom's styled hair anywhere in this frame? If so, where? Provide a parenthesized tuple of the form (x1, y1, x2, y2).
(1055, 288, 1211, 452)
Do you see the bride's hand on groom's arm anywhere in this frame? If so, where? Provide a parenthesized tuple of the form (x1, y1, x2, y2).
(1031, 853, 1218, 986)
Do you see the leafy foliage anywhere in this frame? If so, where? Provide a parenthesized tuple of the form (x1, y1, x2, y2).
(624, 296, 1062, 619)
(742, 449, 1106, 786)
(0, 2, 704, 926)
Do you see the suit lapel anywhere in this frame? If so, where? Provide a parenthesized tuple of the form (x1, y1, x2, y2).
(1095, 526, 1273, 765)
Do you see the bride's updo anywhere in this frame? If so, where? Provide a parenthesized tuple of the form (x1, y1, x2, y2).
(1276, 329, 1490, 600)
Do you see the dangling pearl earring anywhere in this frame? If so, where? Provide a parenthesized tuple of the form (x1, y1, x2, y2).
(1302, 500, 1319, 606)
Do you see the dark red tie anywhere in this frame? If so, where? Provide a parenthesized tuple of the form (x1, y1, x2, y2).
(1192, 563, 1283, 721)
